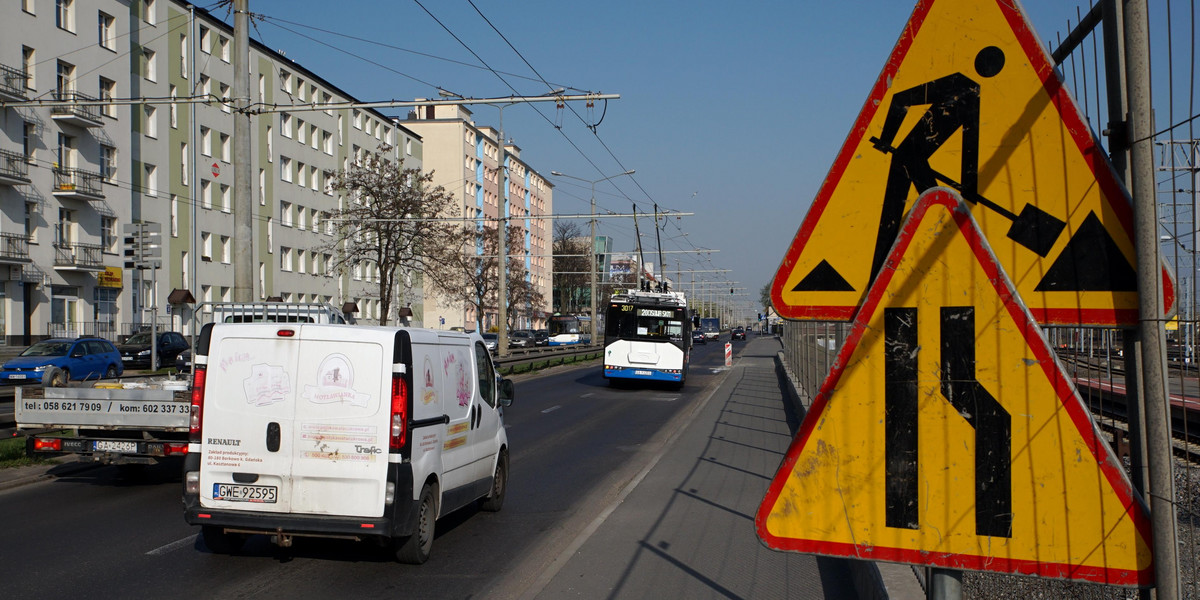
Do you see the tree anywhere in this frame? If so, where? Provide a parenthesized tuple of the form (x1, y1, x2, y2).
(425, 224, 546, 333)
(760, 282, 772, 314)
(552, 221, 590, 314)
(324, 146, 465, 325)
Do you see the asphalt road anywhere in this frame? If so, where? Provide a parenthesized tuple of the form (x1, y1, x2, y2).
(0, 341, 740, 598)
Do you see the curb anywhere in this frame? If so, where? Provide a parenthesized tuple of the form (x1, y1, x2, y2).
(0, 456, 100, 492)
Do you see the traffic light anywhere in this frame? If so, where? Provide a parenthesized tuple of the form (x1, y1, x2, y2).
(758, 313, 763, 321)
(730, 287, 734, 295)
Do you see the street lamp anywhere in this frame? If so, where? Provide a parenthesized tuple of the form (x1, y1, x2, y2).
(551, 169, 635, 341)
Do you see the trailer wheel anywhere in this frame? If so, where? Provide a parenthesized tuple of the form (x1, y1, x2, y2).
(480, 450, 507, 512)
(43, 367, 68, 387)
(393, 483, 435, 564)
(202, 525, 247, 554)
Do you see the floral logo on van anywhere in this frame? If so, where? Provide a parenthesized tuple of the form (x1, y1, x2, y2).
(444, 350, 471, 407)
(301, 353, 370, 408)
(243, 364, 291, 407)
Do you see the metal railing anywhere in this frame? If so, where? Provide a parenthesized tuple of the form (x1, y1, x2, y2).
(50, 90, 101, 123)
(0, 149, 30, 182)
(52, 166, 104, 198)
(53, 242, 104, 268)
(46, 321, 117, 341)
(0, 63, 27, 99)
(0, 232, 30, 262)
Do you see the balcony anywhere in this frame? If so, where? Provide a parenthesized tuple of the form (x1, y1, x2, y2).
(0, 63, 28, 102)
(50, 90, 103, 128)
(52, 167, 105, 201)
(53, 242, 105, 272)
(0, 149, 30, 186)
(0, 233, 31, 265)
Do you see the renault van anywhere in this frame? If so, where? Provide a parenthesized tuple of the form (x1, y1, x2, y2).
(182, 323, 513, 563)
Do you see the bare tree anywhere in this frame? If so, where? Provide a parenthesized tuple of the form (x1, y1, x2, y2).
(323, 147, 465, 325)
(425, 224, 545, 333)
(552, 221, 590, 314)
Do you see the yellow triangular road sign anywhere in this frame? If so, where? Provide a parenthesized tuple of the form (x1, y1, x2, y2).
(758, 188, 1153, 586)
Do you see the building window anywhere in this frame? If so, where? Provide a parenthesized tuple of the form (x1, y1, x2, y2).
(169, 85, 178, 127)
(100, 145, 117, 182)
(22, 47, 35, 90)
(201, 180, 212, 209)
(220, 133, 230, 162)
(310, 124, 318, 150)
(280, 157, 292, 182)
(281, 201, 292, 227)
(281, 247, 292, 271)
(258, 74, 265, 102)
(55, 208, 73, 247)
(199, 26, 210, 53)
(144, 164, 158, 197)
(23, 122, 35, 163)
(258, 169, 265, 206)
(25, 203, 37, 242)
(280, 70, 291, 93)
(56, 60, 75, 96)
(55, 0, 74, 32)
(181, 143, 188, 186)
(322, 92, 332, 115)
(179, 34, 188, 79)
(297, 249, 306, 274)
(297, 162, 306, 188)
(199, 74, 210, 97)
(221, 184, 230, 212)
(353, 110, 361, 130)
(143, 49, 156, 81)
(98, 12, 115, 50)
(22, 0, 34, 14)
(297, 79, 305, 101)
(219, 83, 231, 113)
(267, 125, 273, 159)
(202, 231, 212, 259)
(171, 195, 178, 236)
(143, 0, 155, 25)
(219, 36, 231, 62)
(99, 77, 116, 117)
(144, 105, 157, 138)
(297, 119, 306, 144)
(200, 127, 211, 156)
(101, 217, 116, 252)
(221, 236, 231, 263)
(322, 131, 333, 155)
(281, 113, 292, 138)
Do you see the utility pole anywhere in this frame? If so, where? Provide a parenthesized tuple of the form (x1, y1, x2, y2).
(1124, 1, 1180, 597)
(232, 0, 252, 301)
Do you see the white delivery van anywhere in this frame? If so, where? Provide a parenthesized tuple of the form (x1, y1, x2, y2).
(182, 322, 513, 563)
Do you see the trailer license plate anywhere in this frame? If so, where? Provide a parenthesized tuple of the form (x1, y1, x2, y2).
(93, 440, 137, 452)
(214, 483, 278, 503)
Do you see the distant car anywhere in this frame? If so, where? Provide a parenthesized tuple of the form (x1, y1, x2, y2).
(534, 329, 550, 347)
(176, 347, 193, 373)
(692, 331, 706, 345)
(509, 330, 536, 349)
(481, 333, 499, 354)
(117, 330, 191, 369)
(731, 326, 746, 341)
(0, 337, 124, 386)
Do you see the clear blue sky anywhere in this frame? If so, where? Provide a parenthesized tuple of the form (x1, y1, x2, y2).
(228, 0, 1195, 315)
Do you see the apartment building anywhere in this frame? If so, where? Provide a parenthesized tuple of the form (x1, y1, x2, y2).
(0, 0, 421, 344)
(404, 103, 552, 332)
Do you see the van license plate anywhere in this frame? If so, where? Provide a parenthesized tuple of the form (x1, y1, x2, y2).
(94, 440, 137, 452)
(214, 483, 278, 503)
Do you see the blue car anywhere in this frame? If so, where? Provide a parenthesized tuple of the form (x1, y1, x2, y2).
(0, 337, 124, 386)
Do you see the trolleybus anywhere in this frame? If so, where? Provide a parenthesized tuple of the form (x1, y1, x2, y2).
(602, 289, 690, 388)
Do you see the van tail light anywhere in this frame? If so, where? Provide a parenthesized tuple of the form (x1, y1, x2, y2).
(190, 365, 207, 443)
(389, 373, 409, 451)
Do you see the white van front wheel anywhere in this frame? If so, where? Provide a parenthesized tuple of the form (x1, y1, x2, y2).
(394, 484, 435, 564)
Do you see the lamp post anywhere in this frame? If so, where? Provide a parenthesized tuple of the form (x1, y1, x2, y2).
(551, 169, 635, 341)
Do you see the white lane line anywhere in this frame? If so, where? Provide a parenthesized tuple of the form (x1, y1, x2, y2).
(146, 534, 197, 556)
(542, 405, 561, 414)
(580, 393, 595, 398)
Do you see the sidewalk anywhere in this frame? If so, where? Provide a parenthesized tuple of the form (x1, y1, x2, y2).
(0, 453, 94, 492)
(526, 336, 925, 600)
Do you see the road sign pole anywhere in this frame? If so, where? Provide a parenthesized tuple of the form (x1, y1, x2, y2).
(1124, 1, 1181, 597)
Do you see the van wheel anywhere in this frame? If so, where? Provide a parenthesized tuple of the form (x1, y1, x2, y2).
(202, 525, 247, 554)
(394, 484, 435, 564)
(480, 451, 507, 512)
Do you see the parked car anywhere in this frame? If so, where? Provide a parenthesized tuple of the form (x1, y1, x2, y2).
(534, 329, 550, 346)
(117, 330, 191, 369)
(692, 330, 707, 345)
(176, 346, 193, 373)
(0, 337, 124, 386)
(731, 326, 746, 341)
(509, 330, 536, 349)
(481, 333, 499, 354)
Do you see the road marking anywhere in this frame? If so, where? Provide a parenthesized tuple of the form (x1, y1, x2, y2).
(650, 396, 678, 402)
(711, 367, 730, 374)
(580, 393, 595, 399)
(542, 405, 561, 414)
(146, 534, 197, 556)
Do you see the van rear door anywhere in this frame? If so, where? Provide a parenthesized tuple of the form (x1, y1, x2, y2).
(198, 324, 390, 518)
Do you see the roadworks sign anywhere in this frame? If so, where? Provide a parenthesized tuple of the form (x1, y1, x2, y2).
(757, 189, 1153, 586)
(771, 0, 1173, 325)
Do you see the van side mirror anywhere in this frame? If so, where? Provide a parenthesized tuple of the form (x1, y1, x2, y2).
(498, 378, 515, 407)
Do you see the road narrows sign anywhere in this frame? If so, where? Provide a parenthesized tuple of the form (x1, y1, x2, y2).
(771, 0, 1173, 325)
(757, 188, 1153, 586)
